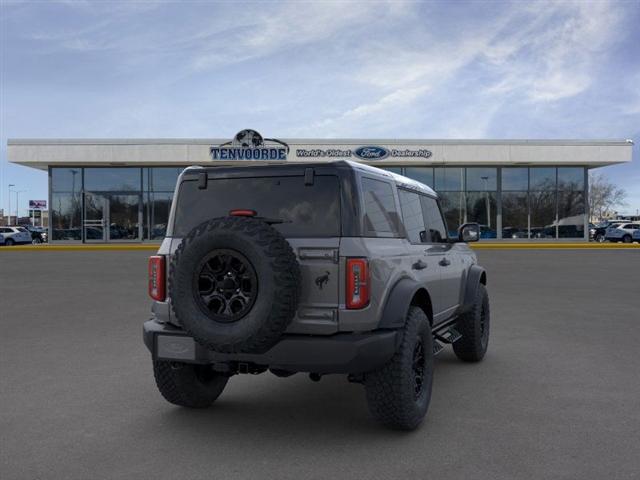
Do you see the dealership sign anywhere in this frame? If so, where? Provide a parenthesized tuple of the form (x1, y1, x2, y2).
(210, 130, 432, 162)
(29, 200, 47, 209)
(296, 146, 432, 160)
(210, 129, 289, 160)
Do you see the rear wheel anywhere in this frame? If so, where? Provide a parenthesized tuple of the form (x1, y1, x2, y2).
(622, 234, 632, 243)
(152, 360, 228, 408)
(364, 306, 433, 430)
(453, 283, 490, 362)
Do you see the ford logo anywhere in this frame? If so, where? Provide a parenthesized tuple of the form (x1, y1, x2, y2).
(354, 146, 389, 160)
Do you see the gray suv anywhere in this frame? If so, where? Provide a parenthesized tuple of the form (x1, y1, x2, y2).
(143, 161, 489, 430)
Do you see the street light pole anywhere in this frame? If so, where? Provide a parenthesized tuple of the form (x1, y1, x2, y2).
(8, 184, 15, 225)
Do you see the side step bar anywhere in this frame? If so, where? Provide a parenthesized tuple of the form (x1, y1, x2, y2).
(432, 323, 462, 355)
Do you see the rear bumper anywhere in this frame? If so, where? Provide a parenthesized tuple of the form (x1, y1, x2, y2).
(143, 319, 398, 374)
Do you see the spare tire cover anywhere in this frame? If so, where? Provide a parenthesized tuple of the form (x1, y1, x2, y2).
(170, 216, 301, 353)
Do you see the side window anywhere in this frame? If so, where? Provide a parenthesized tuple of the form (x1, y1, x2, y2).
(361, 177, 400, 235)
(420, 195, 448, 243)
(398, 189, 426, 243)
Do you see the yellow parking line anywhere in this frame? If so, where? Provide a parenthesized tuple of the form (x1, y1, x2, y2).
(471, 243, 640, 249)
(1, 243, 638, 252)
(0, 244, 160, 251)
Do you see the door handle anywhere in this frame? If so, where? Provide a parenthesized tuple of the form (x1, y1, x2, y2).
(412, 260, 427, 270)
(439, 258, 451, 267)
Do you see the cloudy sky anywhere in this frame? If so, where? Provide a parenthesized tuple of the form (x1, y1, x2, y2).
(1, 0, 639, 216)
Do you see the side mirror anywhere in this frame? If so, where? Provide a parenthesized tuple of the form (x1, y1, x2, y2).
(458, 223, 480, 242)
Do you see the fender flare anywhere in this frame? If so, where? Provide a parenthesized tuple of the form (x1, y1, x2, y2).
(378, 278, 431, 329)
(460, 265, 487, 314)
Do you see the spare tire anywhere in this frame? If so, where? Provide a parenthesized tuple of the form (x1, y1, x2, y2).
(170, 216, 301, 353)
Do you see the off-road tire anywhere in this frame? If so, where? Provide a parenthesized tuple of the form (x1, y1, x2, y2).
(364, 306, 434, 430)
(170, 216, 301, 354)
(453, 283, 490, 362)
(153, 360, 228, 408)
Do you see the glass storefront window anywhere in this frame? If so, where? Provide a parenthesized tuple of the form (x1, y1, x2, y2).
(51, 168, 82, 193)
(435, 168, 464, 191)
(558, 167, 584, 191)
(404, 167, 434, 187)
(529, 168, 556, 191)
(466, 168, 497, 191)
(502, 168, 528, 191)
(438, 191, 465, 237)
(557, 191, 585, 238)
(51, 192, 82, 240)
(147, 192, 173, 240)
(466, 192, 497, 238)
(381, 167, 403, 175)
(502, 192, 528, 239)
(84, 168, 141, 192)
(530, 191, 556, 238)
(150, 167, 183, 192)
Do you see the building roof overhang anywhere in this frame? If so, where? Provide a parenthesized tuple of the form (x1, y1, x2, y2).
(7, 138, 634, 171)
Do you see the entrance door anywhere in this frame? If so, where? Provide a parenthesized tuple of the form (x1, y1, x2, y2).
(84, 193, 107, 242)
(84, 193, 142, 242)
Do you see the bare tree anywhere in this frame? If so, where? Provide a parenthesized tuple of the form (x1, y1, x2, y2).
(589, 172, 627, 221)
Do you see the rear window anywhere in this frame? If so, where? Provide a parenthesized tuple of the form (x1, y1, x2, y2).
(173, 175, 341, 237)
(361, 177, 400, 236)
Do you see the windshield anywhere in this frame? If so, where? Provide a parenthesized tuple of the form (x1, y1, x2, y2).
(173, 175, 341, 237)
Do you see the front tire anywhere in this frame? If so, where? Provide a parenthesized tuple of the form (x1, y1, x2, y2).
(595, 233, 605, 243)
(5, 238, 14, 246)
(364, 306, 433, 430)
(453, 283, 490, 362)
(153, 360, 228, 408)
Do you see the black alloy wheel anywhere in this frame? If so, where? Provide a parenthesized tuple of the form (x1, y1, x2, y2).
(194, 249, 258, 323)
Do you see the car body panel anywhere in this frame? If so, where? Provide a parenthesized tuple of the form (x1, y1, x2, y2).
(149, 161, 484, 344)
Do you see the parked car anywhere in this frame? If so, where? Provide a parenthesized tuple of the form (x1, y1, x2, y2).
(144, 161, 489, 430)
(0, 226, 33, 245)
(20, 225, 48, 244)
(591, 220, 626, 242)
(502, 227, 527, 239)
(605, 223, 640, 243)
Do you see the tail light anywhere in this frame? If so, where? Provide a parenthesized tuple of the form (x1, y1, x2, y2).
(229, 209, 257, 217)
(148, 255, 166, 301)
(346, 258, 369, 309)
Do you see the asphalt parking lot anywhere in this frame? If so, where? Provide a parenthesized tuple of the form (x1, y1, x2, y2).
(1, 249, 639, 480)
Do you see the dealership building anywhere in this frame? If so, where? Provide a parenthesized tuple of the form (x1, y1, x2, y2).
(7, 134, 633, 243)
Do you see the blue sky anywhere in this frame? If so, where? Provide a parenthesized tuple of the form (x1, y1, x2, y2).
(1, 0, 639, 216)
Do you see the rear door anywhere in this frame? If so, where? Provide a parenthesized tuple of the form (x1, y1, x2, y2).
(397, 189, 444, 321)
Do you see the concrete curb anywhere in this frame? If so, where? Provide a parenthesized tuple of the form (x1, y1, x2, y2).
(1, 243, 639, 251)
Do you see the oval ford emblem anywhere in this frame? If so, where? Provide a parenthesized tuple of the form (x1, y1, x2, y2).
(354, 145, 389, 160)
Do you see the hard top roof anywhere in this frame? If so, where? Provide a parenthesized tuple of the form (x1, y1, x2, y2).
(182, 160, 437, 197)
